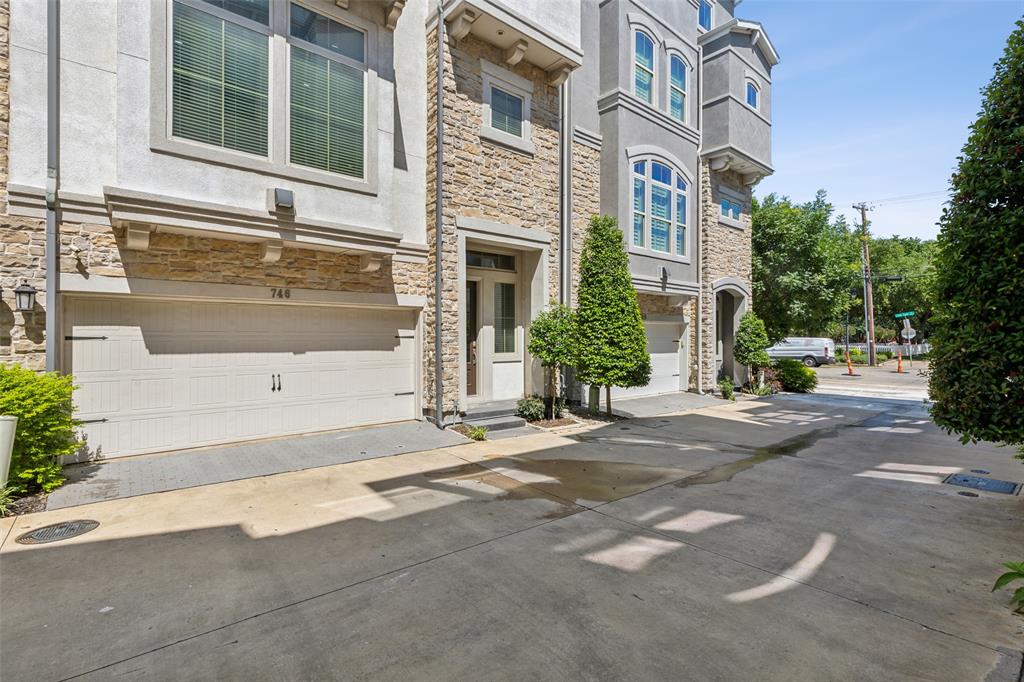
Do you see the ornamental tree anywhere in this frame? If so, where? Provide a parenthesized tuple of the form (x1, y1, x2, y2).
(733, 311, 772, 389)
(929, 21, 1024, 459)
(527, 303, 577, 419)
(575, 215, 651, 416)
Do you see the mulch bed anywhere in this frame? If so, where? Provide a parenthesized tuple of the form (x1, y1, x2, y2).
(3, 491, 48, 517)
(529, 418, 577, 429)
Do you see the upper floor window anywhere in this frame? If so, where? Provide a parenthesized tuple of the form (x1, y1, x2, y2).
(168, 0, 369, 181)
(634, 31, 655, 104)
(669, 55, 687, 122)
(721, 198, 741, 220)
(632, 160, 688, 256)
(746, 80, 760, 110)
(699, 0, 713, 31)
(172, 0, 271, 156)
(490, 87, 524, 138)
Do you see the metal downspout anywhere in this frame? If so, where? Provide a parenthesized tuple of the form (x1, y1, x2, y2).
(695, 39, 704, 394)
(559, 78, 572, 307)
(45, 0, 61, 372)
(433, 3, 445, 426)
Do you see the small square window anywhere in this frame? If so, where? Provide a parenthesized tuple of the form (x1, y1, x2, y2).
(699, 0, 713, 31)
(491, 86, 524, 138)
(651, 162, 672, 185)
(721, 198, 731, 216)
(746, 82, 759, 108)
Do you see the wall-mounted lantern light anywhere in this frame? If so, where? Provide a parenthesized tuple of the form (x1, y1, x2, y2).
(14, 281, 37, 312)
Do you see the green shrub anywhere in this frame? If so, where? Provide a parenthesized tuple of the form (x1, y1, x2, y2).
(876, 351, 892, 362)
(992, 561, 1024, 612)
(0, 486, 17, 517)
(750, 382, 774, 397)
(465, 426, 487, 441)
(515, 396, 546, 422)
(774, 359, 818, 392)
(0, 365, 80, 492)
(718, 377, 735, 401)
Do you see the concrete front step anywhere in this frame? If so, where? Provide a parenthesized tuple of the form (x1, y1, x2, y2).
(461, 414, 527, 432)
(463, 400, 520, 421)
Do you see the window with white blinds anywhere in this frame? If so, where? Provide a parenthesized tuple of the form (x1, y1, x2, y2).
(172, 1, 270, 156)
(289, 3, 366, 178)
(167, 1, 368, 181)
(494, 283, 516, 353)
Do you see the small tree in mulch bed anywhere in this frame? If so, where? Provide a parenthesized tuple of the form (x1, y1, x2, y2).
(574, 215, 651, 417)
(527, 303, 577, 420)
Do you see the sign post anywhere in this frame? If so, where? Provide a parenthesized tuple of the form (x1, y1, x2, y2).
(900, 319, 916, 367)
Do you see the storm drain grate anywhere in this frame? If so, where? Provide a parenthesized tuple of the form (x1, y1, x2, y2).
(943, 474, 1021, 496)
(15, 520, 99, 545)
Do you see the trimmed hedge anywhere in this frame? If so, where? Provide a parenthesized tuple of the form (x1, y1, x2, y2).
(0, 365, 81, 492)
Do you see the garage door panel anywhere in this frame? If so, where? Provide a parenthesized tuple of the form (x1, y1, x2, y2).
(611, 321, 685, 400)
(65, 298, 418, 458)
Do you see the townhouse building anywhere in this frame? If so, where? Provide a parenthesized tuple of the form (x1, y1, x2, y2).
(0, 0, 775, 460)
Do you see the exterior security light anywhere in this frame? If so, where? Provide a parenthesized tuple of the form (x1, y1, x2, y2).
(14, 281, 37, 312)
(274, 188, 294, 211)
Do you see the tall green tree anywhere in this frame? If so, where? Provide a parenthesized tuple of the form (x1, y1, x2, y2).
(866, 237, 938, 340)
(752, 191, 861, 343)
(527, 303, 577, 419)
(575, 215, 651, 416)
(733, 311, 772, 389)
(929, 20, 1024, 459)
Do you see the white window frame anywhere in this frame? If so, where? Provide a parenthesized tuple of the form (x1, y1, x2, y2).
(698, 0, 714, 32)
(745, 79, 760, 111)
(718, 184, 746, 230)
(285, 1, 370, 180)
(632, 29, 656, 105)
(479, 59, 534, 155)
(668, 53, 688, 123)
(150, 0, 380, 193)
(631, 158, 691, 260)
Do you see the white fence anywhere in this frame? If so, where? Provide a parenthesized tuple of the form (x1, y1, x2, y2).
(843, 342, 931, 355)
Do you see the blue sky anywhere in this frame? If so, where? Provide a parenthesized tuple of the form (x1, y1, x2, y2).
(747, 0, 1023, 239)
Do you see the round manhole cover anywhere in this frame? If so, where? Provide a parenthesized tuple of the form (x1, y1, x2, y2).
(16, 520, 99, 545)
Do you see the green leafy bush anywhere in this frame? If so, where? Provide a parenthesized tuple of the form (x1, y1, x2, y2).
(0, 365, 80, 492)
(515, 396, 546, 422)
(528, 304, 577, 419)
(0, 486, 17, 517)
(465, 426, 487, 441)
(876, 351, 892, 362)
(992, 561, 1024, 612)
(774, 359, 818, 392)
(718, 377, 735, 401)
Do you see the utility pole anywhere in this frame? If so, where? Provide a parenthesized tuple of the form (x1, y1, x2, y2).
(853, 202, 876, 366)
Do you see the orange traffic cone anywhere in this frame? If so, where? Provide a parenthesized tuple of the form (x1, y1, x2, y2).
(845, 351, 859, 377)
(895, 351, 904, 374)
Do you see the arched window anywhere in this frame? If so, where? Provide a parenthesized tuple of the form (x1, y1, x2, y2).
(634, 31, 655, 104)
(632, 159, 689, 256)
(746, 80, 760, 109)
(699, 0, 713, 31)
(669, 55, 687, 122)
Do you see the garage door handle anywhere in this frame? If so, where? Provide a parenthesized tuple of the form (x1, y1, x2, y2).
(276, 374, 281, 392)
(271, 374, 277, 392)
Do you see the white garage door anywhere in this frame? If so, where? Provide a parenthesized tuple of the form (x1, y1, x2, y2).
(611, 321, 685, 400)
(64, 297, 418, 458)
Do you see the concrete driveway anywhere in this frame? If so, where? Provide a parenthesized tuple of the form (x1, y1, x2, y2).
(1, 394, 1021, 681)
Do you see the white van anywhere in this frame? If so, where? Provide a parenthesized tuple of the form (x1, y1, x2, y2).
(766, 337, 833, 367)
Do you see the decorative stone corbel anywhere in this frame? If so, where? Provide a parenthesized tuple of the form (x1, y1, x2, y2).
(742, 172, 761, 187)
(503, 39, 528, 66)
(447, 8, 478, 41)
(260, 241, 283, 264)
(709, 155, 731, 172)
(334, 0, 349, 9)
(385, 1, 405, 31)
(124, 223, 154, 251)
(546, 64, 572, 87)
(359, 254, 386, 273)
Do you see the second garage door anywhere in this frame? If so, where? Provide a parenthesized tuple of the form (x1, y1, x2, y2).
(611, 321, 686, 400)
(65, 297, 418, 458)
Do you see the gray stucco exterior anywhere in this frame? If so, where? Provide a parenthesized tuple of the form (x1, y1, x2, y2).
(571, 0, 776, 296)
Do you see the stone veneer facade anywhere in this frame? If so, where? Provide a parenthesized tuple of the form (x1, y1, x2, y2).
(424, 28, 576, 419)
(700, 161, 754, 391)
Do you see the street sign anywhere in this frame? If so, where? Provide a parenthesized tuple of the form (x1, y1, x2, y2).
(894, 311, 916, 319)
(901, 327, 916, 340)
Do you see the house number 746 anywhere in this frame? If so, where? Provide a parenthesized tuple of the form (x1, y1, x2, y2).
(270, 288, 291, 299)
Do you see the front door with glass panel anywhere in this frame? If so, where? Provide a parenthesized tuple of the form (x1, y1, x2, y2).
(466, 250, 523, 404)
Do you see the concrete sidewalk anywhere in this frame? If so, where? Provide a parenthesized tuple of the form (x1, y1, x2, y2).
(46, 420, 468, 510)
(611, 390, 724, 418)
